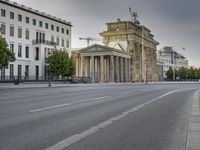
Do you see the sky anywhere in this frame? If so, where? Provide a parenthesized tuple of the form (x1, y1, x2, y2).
(13, 0, 200, 66)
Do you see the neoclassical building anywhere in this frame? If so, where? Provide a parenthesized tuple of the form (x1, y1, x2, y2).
(73, 20, 159, 82)
(73, 44, 131, 82)
(0, 0, 71, 80)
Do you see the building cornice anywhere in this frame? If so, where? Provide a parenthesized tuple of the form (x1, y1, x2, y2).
(0, 0, 72, 27)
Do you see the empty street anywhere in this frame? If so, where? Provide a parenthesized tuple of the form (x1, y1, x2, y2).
(0, 83, 200, 150)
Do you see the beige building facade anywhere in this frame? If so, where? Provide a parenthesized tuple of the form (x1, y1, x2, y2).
(73, 44, 131, 82)
(100, 21, 159, 82)
(72, 20, 159, 83)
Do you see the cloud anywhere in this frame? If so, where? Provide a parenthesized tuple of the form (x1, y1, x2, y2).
(12, 0, 200, 65)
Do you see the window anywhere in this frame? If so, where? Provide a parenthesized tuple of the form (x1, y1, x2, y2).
(1, 24, 6, 35)
(10, 26, 14, 36)
(18, 45, 22, 57)
(1, 9, 6, 17)
(32, 19, 36, 25)
(66, 29, 69, 35)
(18, 65, 22, 79)
(45, 23, 48, 29)
(35, 47, 39, 60)
(56, 37, 59, 45)
(62, 28, 64, 33)
(10, 43, 14, 53)
(51, 36, 54, 42)
(25, 46, 29, 58)
(35, 65, 39, 80)
(18, 14, 22, 22)
(39, 21, 42, 27)
(56, 26, 59, 32)
(10, 64, 14, 79)
(1, 68, 5, 80)
(18, 28, 22, 38)
(51, 25, 54, 31)
(66, 40, 69, 48)
(25, 29, 29, 40)
(62, 39, 64, 47)
(25, 65, 29, 79)
(10, 12, 14, 19)
(26, 17, 29, 24)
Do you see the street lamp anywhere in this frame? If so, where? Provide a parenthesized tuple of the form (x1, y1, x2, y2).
(48, 50, 51, 87)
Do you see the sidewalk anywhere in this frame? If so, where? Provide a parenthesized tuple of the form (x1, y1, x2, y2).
(0, 81, 199, 91)
(0, 82, 84, 90)
(186, 90, 200, 150)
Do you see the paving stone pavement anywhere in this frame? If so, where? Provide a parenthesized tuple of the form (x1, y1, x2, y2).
(186, 90, 200, 150)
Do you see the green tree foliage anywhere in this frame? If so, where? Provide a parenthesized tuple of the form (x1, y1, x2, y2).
(166, 66, 200, 80)
(166, 67, 173, 80)
(0, 36, 15, 69)
(46, 49, 75, 77)
(65, 57, 75, 77)
(179, 67, 187, 79)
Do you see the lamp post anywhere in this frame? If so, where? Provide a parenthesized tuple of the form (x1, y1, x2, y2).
(141, 26, 144, 83)
(172, 49, 176, 81)
(48, 50, 51, 87)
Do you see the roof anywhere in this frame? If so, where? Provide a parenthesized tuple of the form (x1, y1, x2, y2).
(0, 0, 72, 26)
(79, 44, 131, 55)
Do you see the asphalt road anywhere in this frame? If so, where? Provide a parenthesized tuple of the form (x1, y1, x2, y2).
(0, 83, 199, 150)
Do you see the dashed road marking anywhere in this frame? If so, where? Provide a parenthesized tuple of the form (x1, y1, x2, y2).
(122, 91, 131, 95)
(29, 103, 71, 113)
(29, 96, 111, 113)
(44, 90, 178, 150)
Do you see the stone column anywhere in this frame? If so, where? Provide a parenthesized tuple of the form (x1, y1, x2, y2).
(124, 58, 128, 82)
(120, 57, 124, 82)
(106, 57, 110, 82)
(80, 55, 84, 77)
(128, 58, 131, 82)
(90, 56, 94, 82)
(100, 55, 104, 82)
(115, 56, 119, 82)
(110, 55, 114, 82)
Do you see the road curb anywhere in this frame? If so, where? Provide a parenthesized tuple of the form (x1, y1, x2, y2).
(186, 90, 200, 150)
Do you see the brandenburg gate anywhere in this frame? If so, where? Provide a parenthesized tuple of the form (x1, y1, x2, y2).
(72, 19, 159, 82)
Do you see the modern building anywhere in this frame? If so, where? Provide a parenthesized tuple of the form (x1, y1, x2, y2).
(157, 46, 188, 79)
(0, 0, 72, 80)
(73, 19, 159, 82)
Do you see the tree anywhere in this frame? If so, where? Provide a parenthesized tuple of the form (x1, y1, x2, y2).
(166, 67, 173, 80)
(47, 49, 75, 77)
(0, 36, 15, 69)
(65, 57, 75, 77)
(179, 67, 187, 79)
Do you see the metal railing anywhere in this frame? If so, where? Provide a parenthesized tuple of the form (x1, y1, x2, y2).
(32, 39, 57, 46)
(0, 76, 92, 83)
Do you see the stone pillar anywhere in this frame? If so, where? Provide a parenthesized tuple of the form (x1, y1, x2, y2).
(110, 55, 114, 82)
(100, 55, 104, 82)
(124, 58, 128, 82)
(80, 56, 84, 77)
(90, 56, 94, 82)
(128, 58, 131, 82)
(120, 57, 124, 82)
(106, 57, 110, 82)
(115, 56, 119, 82)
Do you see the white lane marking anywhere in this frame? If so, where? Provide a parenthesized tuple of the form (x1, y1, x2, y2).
(93, 96, 110, 100)
(29, 96, 110, 113)
(122, 91, 131, 95)
(29, 103, 71, 113)
(44, 90, 178, 150)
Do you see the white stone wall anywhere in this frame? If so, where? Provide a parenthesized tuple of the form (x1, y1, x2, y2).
(157, 51, 188, 78)
(0, 0, 71, 79)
